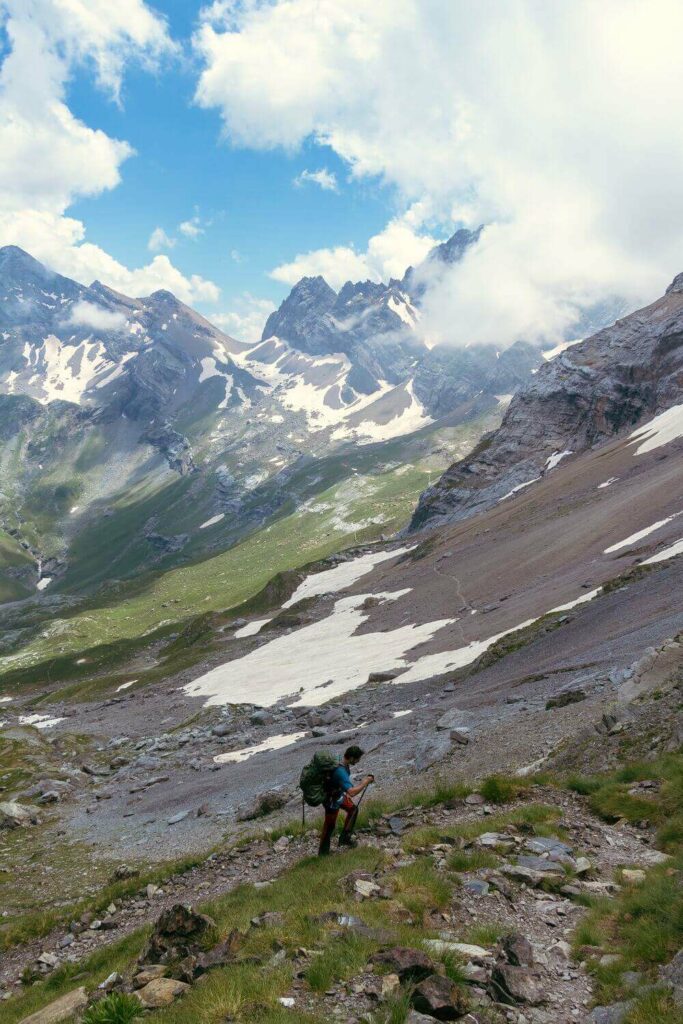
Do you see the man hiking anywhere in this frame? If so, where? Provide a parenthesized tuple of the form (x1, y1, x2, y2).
(318, 745, 373, 856)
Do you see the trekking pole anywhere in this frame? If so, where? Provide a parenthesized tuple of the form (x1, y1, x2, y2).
(350, 779, 371, 835)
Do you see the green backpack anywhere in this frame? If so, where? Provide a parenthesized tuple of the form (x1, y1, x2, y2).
(299, 750, 339, 807)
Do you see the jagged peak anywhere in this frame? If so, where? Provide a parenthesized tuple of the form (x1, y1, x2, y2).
(0, 245, 52, 276)
(666, 272, 683, 294)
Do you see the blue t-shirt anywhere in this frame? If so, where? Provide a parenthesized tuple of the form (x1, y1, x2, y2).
(328, 763, 352, 808)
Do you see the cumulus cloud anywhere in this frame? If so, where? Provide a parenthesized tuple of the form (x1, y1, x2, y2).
(294, 168, 338, 192)
(213, 294, 277, 343)
(179, 216, 204, 239)
(195, 0, 683, 347)
(0, 0, 219, 308)
(67, 300, 127, 331)
(148, 226, 176, 251)
(271, 210, 438, 289)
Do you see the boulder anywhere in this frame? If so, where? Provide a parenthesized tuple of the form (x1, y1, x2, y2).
(135, 977, 190, 1008)
(586, 1004, 632, 1024)
(489, 964, 545, 1005)
(411, 974, 469, 1019)
(501, 933, 534, 967)
(660, 949, 683, 1005)
(133, 964, 169, 988)
(0, 801, 37, 829)
(237, 790, 288, 820)
(17, 987, 87, 1023)
(371, 946, 435, 983)
(140, 904, 216, 964)
(546, 687, 587, 709)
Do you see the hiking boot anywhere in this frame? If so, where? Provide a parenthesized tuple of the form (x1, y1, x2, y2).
(338, 832, 358, 848)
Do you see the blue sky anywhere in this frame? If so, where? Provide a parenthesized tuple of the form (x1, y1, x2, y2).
(62, 3, 404, 329)
(1, 1, 682, 348)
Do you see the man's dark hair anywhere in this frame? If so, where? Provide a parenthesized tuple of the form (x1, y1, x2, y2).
(344, 745, 364, 760)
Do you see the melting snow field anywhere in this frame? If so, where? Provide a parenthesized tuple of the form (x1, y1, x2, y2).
(499, 478, 540, 502)
(545, 450, 572, 472)
(199, 513, 225, 530)
(643, 538, 683, 564)
(17, 713, 64, 729)
(282, 547, 411, 608)
(0, 696, 12, 703)
(604, 513, 681, 554)
(185, 589, 453, 708)
(116, 680, 137, 692)
(629, 402, 683, 455)
(213, 731, 307, 764)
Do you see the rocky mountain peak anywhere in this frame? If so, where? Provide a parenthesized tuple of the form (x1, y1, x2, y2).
(0, 245, 58, 285)
(665, 271, 683, 294)
(427, 225, 484, 266)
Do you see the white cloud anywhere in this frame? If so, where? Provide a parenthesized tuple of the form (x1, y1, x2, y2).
(195, 0, 683, 347)
(67, 299, 127, 331)
(294, 168, 338, 192)
(148, 226, 176, 251)
(179, 216, 204, 239)
(213, 294, 277, 343)
(0, 1, 219, 309)
(270, 209, 438, 289)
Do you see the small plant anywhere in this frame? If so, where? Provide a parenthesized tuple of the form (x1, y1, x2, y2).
(82, 992, 143, 1024)
(480, 774, 525, 804)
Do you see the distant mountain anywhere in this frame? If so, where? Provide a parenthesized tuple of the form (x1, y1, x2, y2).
(411, 271, 683, 530)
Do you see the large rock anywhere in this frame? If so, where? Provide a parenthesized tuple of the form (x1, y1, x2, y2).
(140, 904, 216, 964)
(0, 801, 38, 829)
(371, 946, 435, 982)
(586, 1004, 632, 1024)
(18, 987, 87, 1023)
(489, 964, 545, 1005)
(546, 687, 587, 709)
(411, 974, 469, 1020)
(135, 977, 190, 1008)
(501, 933, 534, 967)
(661, 949, 683, 1005)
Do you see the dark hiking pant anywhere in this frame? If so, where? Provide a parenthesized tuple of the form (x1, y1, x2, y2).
(318, 793, 357, 855)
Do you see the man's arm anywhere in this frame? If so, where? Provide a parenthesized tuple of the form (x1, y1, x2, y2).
(347, 775, 373, 798)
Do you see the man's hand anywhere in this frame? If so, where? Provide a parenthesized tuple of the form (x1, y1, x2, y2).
(364, 774, 375, 786)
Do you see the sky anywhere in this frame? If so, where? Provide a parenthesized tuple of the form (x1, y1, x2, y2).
(2, 1, 683, 346)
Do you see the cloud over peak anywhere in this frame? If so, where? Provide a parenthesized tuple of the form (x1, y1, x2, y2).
(195, 0, 683, 347)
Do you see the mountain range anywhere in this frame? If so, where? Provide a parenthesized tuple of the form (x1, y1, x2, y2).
(0, 229, 542, 606)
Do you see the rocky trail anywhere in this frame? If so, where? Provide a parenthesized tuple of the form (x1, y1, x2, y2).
(1, 781, 676, 1023)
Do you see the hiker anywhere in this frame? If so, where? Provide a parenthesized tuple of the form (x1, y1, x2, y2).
(318, 745, 374, 856)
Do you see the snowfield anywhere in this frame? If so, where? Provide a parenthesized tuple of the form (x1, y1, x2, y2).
(629, 402, 683, 455)
(604, 512, 681, 554)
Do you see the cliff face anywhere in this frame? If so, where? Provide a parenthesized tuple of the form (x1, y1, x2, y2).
(410, 275, 683, 531)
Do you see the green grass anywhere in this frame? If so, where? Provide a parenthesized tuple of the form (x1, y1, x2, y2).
(566, 751, 683, 852)
(448, 849, 499, 872)
(0, 412, 500, 690)
(623, 990, 683, 1024)
(82, 992, 144, 1024)
(480, 774, 531, 804)
(571, 750, 683, 1007)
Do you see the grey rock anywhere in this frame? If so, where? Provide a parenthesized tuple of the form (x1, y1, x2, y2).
(586, 1003, 632, 1024)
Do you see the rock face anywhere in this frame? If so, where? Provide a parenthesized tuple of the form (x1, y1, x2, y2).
(411, 274, 683, 530)
(17, 986, 87, 1023)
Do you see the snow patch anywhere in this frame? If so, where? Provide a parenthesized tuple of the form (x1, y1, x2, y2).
(214, 731, 307, 764)
(598, 477, 619, 489)
(604, 513, 681, 554)
(643, 538, 683, 564)
(184, 589, 450, 708)
(199, 513, 225, 530)
(498, 478, 540, 502)
(282, 547, 412, 608)
(545, 450, 572, 472)
(36, 578, 52, 591)
(629, 403, 683, 455)
(116, 680, 137, 692)
(18, 713, 65, 729)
